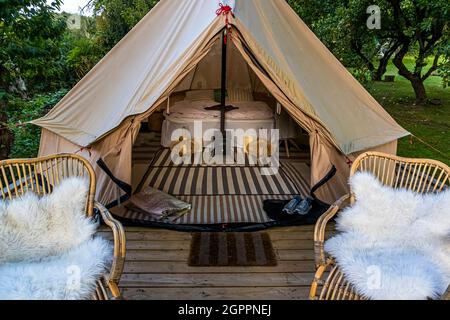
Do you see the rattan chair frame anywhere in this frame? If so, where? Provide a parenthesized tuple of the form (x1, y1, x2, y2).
(310, 152, 450, 300)
(0, 154, 126, 300)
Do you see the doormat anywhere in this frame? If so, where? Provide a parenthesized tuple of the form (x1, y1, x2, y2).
(188, 232, 277, 267)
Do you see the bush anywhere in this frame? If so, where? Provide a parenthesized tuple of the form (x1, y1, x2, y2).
(6, 90, 68, 158)
(350, 67, 373, 85)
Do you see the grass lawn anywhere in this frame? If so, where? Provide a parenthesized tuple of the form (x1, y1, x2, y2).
(365, 58, 450, 166)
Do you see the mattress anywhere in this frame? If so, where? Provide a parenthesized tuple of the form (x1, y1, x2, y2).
(167, 99, 274, 121)
(162, 99, 275, 148)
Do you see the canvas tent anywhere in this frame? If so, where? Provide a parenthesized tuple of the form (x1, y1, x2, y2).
(33, 0, 409, 207)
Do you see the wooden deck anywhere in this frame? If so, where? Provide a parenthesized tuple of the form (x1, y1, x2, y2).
(100, 225, 319, 300)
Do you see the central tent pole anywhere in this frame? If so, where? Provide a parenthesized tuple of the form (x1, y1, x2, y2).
(220, 29, 227, 136)
(205, 28, 238, 155)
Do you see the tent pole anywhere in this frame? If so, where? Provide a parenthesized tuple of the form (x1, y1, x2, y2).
(220, 29, 228, 154)
(220, 28, 227, 136)
(205, 28, 238, 155)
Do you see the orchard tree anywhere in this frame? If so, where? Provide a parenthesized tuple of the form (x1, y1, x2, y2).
(288, 0, 398, 81)
(389, 0, 449, 103)
(289, 0, 449, 104)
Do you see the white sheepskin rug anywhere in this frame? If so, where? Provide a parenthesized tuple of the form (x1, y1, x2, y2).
(0, 177, 112, 300)
(325, 172, 450, 300)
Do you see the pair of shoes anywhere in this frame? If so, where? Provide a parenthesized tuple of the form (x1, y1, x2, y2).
(282, 196, 314, 216)
(282, 196, 302, 215)
(293, 197, 314, 216)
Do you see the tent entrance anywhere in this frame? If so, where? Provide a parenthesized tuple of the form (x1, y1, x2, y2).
(109, 34, 329, 230)
(110, 122, 315, 230)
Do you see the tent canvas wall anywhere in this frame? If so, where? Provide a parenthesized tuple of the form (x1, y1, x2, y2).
(33, 0, 409, 206)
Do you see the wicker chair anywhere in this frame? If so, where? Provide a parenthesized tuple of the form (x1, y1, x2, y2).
(310, 152, 450, 300)
(0, 154, 126, 300)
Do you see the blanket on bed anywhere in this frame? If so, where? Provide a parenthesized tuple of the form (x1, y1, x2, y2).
(168, 100, 274, 121)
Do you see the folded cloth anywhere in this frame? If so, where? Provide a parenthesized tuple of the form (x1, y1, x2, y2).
(126, 187, 191, 222)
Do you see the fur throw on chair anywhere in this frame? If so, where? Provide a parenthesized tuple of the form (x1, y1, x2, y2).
(0, 177, 112, 300)
(325, 172, 450, 300)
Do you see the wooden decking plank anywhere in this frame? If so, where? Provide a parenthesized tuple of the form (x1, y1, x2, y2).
(121, 287, 311, 300)
(97, 231, 192, 241)
(97, 230, 322, 241)
(124, 249, 314, 261)
(97, 232, 335, 245)
(109, 225, 317, 233)
(122, 239, 314, 250)
(125, 250, 188, 261)
(123, 260, 315, 274)
(119, 272, 315, 287)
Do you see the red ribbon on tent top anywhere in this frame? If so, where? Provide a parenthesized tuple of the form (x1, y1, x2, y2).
(216, 3, 234, 44)
(216, 3, 233, 24)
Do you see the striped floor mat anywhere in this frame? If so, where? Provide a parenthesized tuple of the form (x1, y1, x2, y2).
(140, 149, 302, 197)
(118, 132, 311, 225)
(132, 132, 310, 164)
(118, 194, 296, 225)
(116, 162, 311, 225)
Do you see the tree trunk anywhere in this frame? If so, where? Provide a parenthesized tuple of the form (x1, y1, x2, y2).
(373, 59, 389, 81)
(373, 41, 400, 81)
(393, 44, 428, 105)
(411, 78, 427, 104)
(352, 40, 375, 74)
(0, 99, 12, 160)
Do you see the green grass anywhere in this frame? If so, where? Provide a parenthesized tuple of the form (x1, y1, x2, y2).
(365, 59, 450, 166)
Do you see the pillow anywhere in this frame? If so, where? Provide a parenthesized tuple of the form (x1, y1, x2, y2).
(185, 90, 214, 101)
(227, 88, 254, 102)
(0, 177, 97, 263)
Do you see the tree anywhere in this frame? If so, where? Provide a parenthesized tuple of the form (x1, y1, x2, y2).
(336, 1, 403, 82)
(65, 15, 103, 80)
(289, 0, 400, 82)
(389, 0, 449, 104)
(0, 0, 66, 159)
(289, 0, 450, 104)
(87, 0, 159, 51)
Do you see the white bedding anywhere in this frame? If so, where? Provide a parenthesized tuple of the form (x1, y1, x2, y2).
(167, 99, 274, 121)
(161, 99, 275, 148)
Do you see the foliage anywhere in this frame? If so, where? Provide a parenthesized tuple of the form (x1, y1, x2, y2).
(66, 33, 103, 79)
(6, 90, 68, 158)
(388, 0, 450, 103)
(288, 0, 450, 103)
(88, 0, 159, 51)
(1, 0, 68, 159)
(439, 57, 450, 88)
(0, 0, 70, 94)
(367, 61, 450, 165)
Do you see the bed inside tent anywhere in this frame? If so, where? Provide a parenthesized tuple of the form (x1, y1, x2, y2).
(110, 32, 326, 231)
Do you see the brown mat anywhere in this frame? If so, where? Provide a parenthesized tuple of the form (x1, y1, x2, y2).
(188, 232, 277, 267)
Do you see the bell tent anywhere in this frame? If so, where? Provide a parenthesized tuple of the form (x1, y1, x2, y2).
(33, 0, 409, 217)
